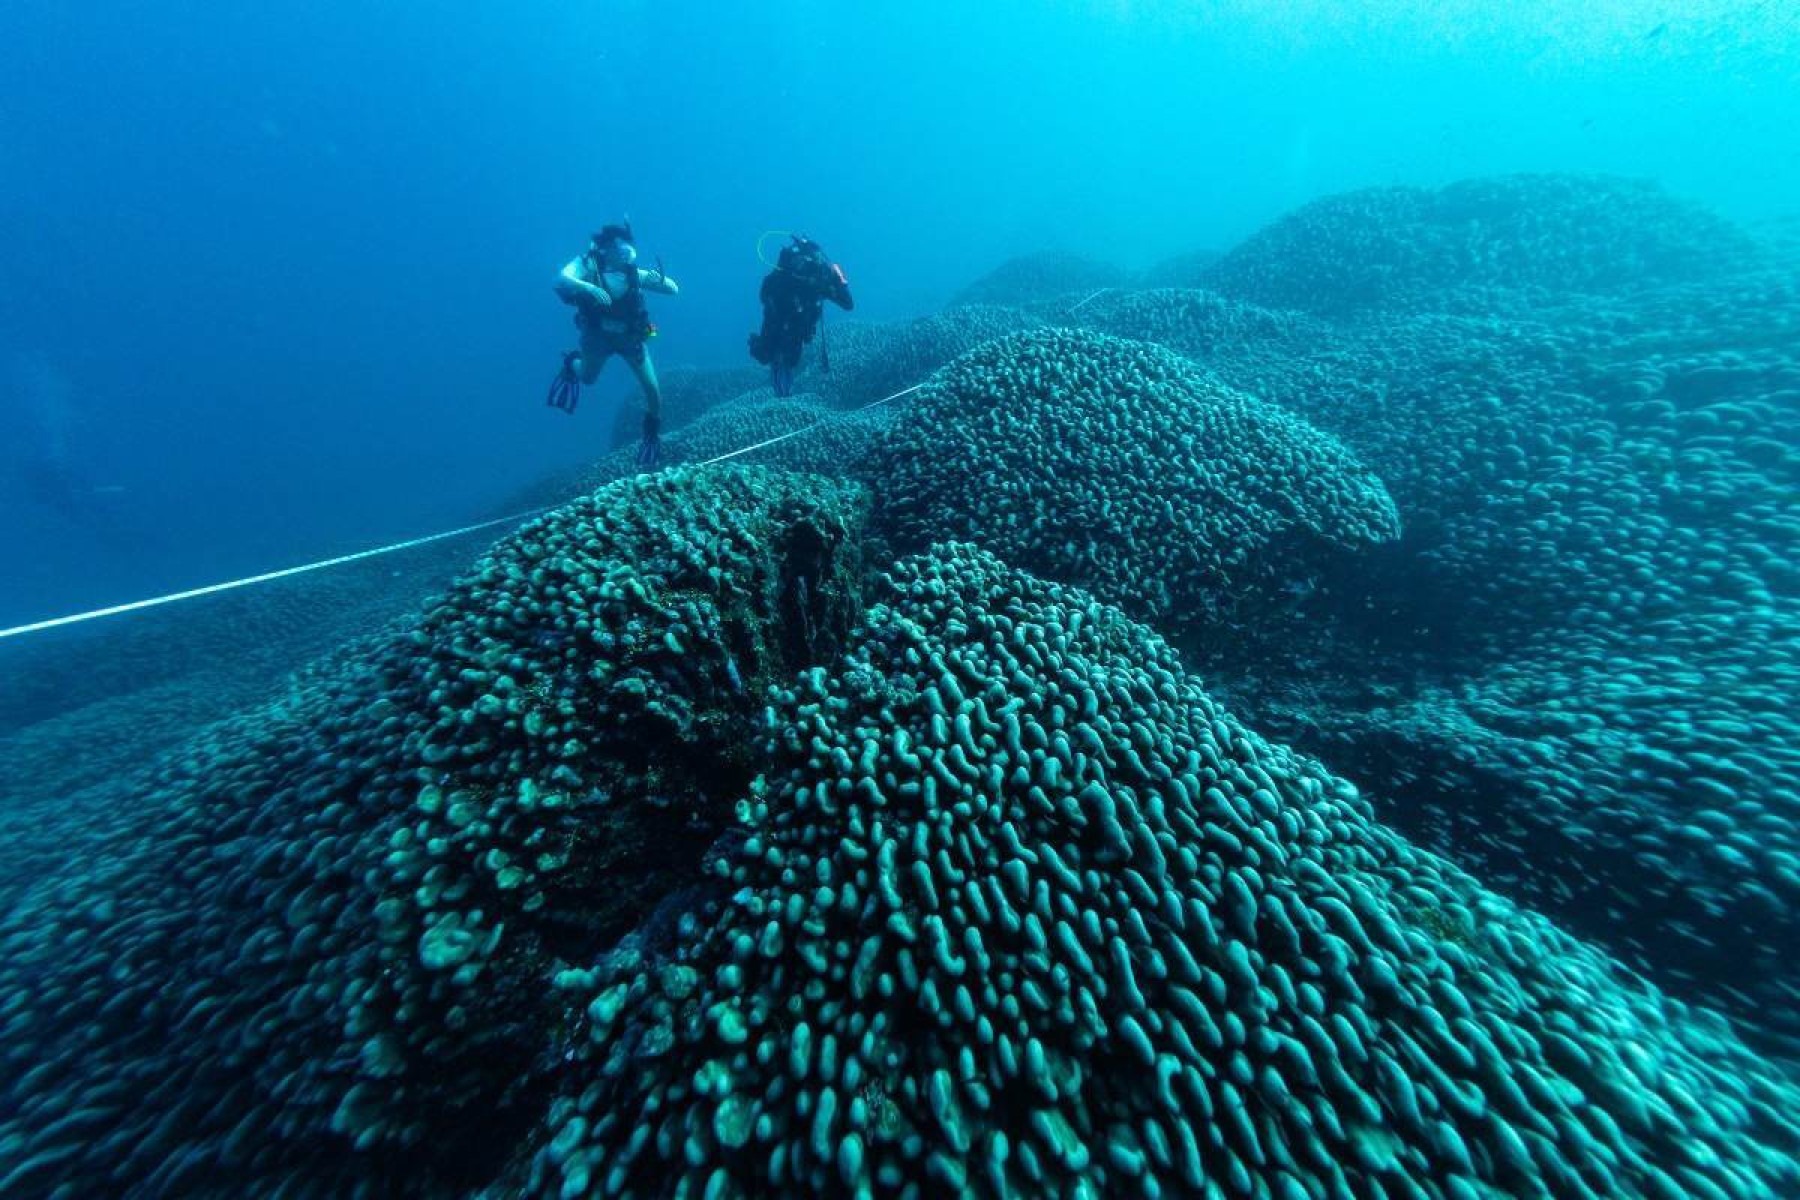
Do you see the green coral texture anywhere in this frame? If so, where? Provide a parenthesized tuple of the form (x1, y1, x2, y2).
(2, 173, 1798, 1199)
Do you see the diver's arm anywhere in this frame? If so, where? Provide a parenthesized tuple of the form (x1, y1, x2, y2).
(825, 263, 853, 311)
(555, 258, 610, 305)
(639, 267, 680, 296)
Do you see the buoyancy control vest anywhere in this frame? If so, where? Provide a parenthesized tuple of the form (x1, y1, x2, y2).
(578, 254, 654, 343)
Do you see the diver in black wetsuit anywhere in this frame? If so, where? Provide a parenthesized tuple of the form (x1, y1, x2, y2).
(747, 235, 853, 397)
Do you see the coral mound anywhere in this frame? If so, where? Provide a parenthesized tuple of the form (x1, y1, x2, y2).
(877, 328, 1400, 626)
(1073, 287, 1327, 361)
(607, 363, 768, 451)
(0, 467, 868, 1198)
(531, 393, 893, 505)
(1205, 174, 1761, 316)
(1142, 245, 1224, 288)
(949, 249, 1137, 309)
(817, 305, 1047, 408)
(532, 543, 1800, 1200)
(5, 171, 1800, 1198)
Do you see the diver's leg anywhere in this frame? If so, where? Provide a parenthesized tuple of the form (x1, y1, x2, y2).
(627, 349, 662, 422)
(576, 324, 609, 385)
(779, 343, 803, 397)
(628, 348, 663, 468)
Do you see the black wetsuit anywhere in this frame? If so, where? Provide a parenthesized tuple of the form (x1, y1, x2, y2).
(749, 245, 853, 396)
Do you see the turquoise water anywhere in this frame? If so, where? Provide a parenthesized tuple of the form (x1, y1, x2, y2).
(3, 1, 1796, 625)
(2, 3, 1798, 1197)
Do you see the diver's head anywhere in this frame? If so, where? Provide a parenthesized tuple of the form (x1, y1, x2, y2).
(779, 235, 824, 275)
(592, 222, 638, 266)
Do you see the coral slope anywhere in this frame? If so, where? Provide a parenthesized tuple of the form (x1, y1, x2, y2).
(2, 173, 1797, 1197)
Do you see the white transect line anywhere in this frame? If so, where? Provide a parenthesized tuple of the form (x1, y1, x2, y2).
(697, 381, 924, 466)
(0, 380, 931, 642)
(1066, 287, 1112, 314)
(0, 509, 555, 640)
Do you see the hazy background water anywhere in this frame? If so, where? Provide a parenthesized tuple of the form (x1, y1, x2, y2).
(2, 0, 1796, 628)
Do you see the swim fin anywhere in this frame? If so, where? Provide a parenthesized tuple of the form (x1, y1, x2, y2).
(547, 352, 580, 414)
(636, 412, 662, 470)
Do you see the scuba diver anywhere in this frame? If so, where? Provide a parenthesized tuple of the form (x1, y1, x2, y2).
(748, 234, 852, 397)
(547, 221, 679, 468)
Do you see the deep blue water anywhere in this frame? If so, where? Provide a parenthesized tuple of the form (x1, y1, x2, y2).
(1, 0, 1796, 627)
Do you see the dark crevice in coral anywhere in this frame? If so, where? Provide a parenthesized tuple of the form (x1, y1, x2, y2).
(775, 517, 862, 669)
(398, 496, 874, 1192)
